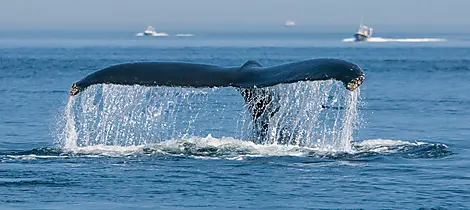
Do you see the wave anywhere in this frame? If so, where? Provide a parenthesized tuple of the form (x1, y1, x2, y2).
(1, 135, 452, 160)
(342, 37, 447, 43)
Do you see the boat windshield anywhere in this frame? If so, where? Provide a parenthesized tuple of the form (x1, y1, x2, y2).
(146, 26, 155, 31)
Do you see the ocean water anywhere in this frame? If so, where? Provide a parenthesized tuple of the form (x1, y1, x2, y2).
(0, 29, 469, 209)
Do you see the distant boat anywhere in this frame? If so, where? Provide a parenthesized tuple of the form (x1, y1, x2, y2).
(139, 25, 169, 37)
(285, 21, 296, 27)
(353, 24, 373, 41)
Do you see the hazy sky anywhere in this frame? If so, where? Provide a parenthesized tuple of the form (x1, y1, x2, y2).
(0, 0, 468, 29)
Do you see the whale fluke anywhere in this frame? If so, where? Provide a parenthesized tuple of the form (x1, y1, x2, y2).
(69, 58, 365, 142)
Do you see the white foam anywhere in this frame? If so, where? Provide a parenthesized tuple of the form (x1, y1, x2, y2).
(6, 154, 68, 160)
(58, 134, 440, 159)
(63, 134, 324, 157)
(357, 139, 422, 147)
(353, 138, 443, 154)
(68, 145, 143, 157)
(152, 33, 169, 37)
(135, 32, 169, 37)
(342, 37, 446, 43)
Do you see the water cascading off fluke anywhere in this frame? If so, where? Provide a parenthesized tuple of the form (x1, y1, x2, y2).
(60, 81, 361, 152)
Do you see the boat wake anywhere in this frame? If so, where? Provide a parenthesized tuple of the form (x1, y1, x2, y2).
(175, 34, 194, 37)
(135, 32, 169, 37)
(135, 33, 193, 37)
(342, 37, 446, 43)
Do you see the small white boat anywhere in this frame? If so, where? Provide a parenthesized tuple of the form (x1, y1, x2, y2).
(143, 26, 156, 36)
(139, 25, 169, 37)
(285, 21, 296, 27)
(353, 24, 373, 41)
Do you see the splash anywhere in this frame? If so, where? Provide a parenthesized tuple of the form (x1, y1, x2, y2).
(59, 81, 361, 152)
(64, 97, 78, 149)
(2, 136, 452, 160)
(342, 37, 446, 43)
(135, 32, 170, 37)
(61, 85, 219, 148)
(339, 88, 360, 151)
(240, 81, 360, 151)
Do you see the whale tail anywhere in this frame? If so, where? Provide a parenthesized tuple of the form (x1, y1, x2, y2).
(69, 59, 365, 144)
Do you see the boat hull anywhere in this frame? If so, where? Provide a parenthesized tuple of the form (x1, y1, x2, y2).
(354, 34, 369, 42)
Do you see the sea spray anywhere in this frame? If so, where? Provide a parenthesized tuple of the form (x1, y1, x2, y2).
(62, 85, 223, 149)
(60, 81, 361, 152)
(64, 96, 78, 149)
(339, 88, 360, 152)
(241, 81, 361, 151)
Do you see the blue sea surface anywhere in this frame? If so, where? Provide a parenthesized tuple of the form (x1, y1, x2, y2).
(0, 29, 469, 209)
